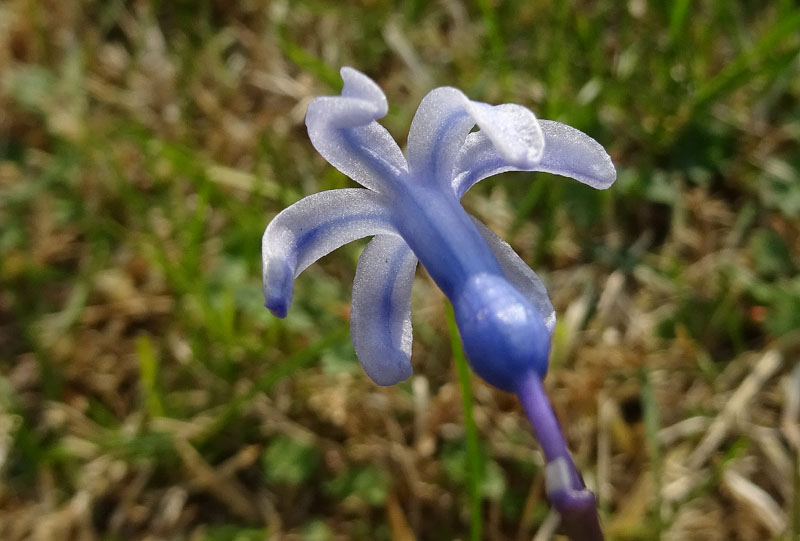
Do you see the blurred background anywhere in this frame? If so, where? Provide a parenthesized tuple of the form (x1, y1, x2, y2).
(1, 1, 799, 540)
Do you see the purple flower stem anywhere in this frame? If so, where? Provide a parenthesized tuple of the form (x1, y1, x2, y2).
(516, 374, 604, 541)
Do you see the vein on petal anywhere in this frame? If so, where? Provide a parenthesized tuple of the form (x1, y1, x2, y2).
(406, 89, 544, 190)
(452, 119, 616, 198)
(305, 68, 409, 194)
(261, 188, 398, 317)
(351, 235, 417, 386)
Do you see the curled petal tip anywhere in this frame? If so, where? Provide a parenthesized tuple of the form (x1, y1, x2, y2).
(263, 287, 290, 318)
(263, 258, 293, 318)
(584, 149, 616, 189)
(261, 188, 398, 321)
(264, 298, 288, 318)
(304, 71, 405, 191)
(471, 103, 544, 167)
(340, 66, 388, 118)
(599, 161, 617, 187)
(538, 120, 617, 190)
(364, 354, 413, 386)
(406, 90, 544, 189)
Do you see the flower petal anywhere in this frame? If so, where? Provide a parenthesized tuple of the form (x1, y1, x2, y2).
(262, 188, 397, 317)
(351, 235, 418, 385)
(536, 120, 617, 189)
(453, 118, 616, 198)
(406, 90, 544, 189)
(470, 216, 555, 333)
(306, 67, 408, 193)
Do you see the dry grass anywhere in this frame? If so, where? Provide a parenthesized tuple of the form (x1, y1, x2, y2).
(1, 1, 799, 540)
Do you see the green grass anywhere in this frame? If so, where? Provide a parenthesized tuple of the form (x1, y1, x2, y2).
(1, 0, 799, 539)
(446, 302, 483, 541)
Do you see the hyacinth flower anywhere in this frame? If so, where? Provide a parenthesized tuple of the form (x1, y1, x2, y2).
(262, 67, 615, 540)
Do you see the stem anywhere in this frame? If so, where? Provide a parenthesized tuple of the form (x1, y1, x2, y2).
(516, 373, 604, 541)
(517, 375, 575, 465)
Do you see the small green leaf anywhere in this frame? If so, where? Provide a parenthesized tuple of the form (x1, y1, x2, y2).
(302, 520, 334, 541)
(324, 465, 389, 507)
(481, 459, 506, 501)
(6, 66, 56, 112)
(262, 435, 320, 486)
(749, 228, 795, 277)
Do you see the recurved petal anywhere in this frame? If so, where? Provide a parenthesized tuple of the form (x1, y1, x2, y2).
(351, 234, 418, 386)
(407, 91, 544, 190)
(306, 67, 408, 193)
(452, 119, 616, 198)
(262, 188, 397, 317)
(535, 120, 616, 189)
(470, 216, 556, 334)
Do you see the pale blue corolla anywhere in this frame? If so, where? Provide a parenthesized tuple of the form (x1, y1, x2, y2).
(262, 68, 615, 540)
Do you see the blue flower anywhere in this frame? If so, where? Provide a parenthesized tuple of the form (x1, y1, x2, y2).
(262, 67, 615, 539)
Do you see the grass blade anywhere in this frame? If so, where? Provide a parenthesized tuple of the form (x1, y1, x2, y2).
(639, 368, 664, 537)
(475, 0, 507, 79)
(445, 302, 483, 541)
(692, 10, 800, 111)
(136, 334, 165, 417)
(668, 0, 691, 46)
(194, 325, 349, 445)
(275, 27, 342, 91)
